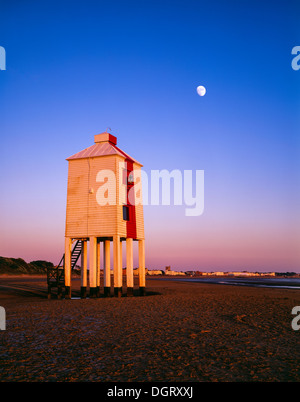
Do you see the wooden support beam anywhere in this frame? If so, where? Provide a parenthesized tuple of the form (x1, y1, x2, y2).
(64, 237, 72, 299)
(113, 235, 122, 297)
(126, 238, 134, 296)
(104, 240, 111, 297)
(80, 240, 87, 298)
(89, 236, 97, 297)
(138, 239, 146, 296)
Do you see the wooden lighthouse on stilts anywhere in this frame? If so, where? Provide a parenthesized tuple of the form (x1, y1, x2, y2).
(47, 132, 145, 299)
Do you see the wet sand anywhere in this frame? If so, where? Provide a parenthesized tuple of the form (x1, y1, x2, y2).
(0, 275, 299, 382)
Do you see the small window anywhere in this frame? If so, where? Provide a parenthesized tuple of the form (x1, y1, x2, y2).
(122, 169, 127, 185)
(128, 172, 134, 184)
(123, 205, 129, 221)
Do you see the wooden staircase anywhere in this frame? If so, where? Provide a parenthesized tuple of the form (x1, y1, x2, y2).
(47, 240, 82, 299)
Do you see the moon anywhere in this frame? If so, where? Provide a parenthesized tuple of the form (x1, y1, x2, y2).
(197, 85, 206, 96)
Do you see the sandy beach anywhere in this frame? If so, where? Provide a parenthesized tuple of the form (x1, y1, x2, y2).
(0, 275, 299, 382)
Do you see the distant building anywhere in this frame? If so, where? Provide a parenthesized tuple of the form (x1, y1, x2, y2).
(185, 271, 195, 276)
(165, 270, 185, 276)
(147, 270, 163, 276)
(226, 271, 275, 277)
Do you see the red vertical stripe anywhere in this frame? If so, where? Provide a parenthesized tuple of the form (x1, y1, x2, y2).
(126, 160, 137, 239)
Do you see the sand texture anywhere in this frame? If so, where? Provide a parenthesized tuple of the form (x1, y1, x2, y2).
(0, 276, 299, 382)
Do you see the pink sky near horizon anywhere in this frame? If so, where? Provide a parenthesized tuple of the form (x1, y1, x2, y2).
(1, 199, 299, 273)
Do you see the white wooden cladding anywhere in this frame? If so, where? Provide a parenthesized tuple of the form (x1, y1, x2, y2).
(65, 154, 144, 240)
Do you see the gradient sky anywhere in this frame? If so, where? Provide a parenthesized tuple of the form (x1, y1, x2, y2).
(1, 0, 299, 272)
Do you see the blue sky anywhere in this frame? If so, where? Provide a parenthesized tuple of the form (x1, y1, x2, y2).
(0, 0, 299, 271)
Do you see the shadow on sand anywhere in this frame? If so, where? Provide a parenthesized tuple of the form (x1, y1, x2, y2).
(0, 277, 161, 300)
